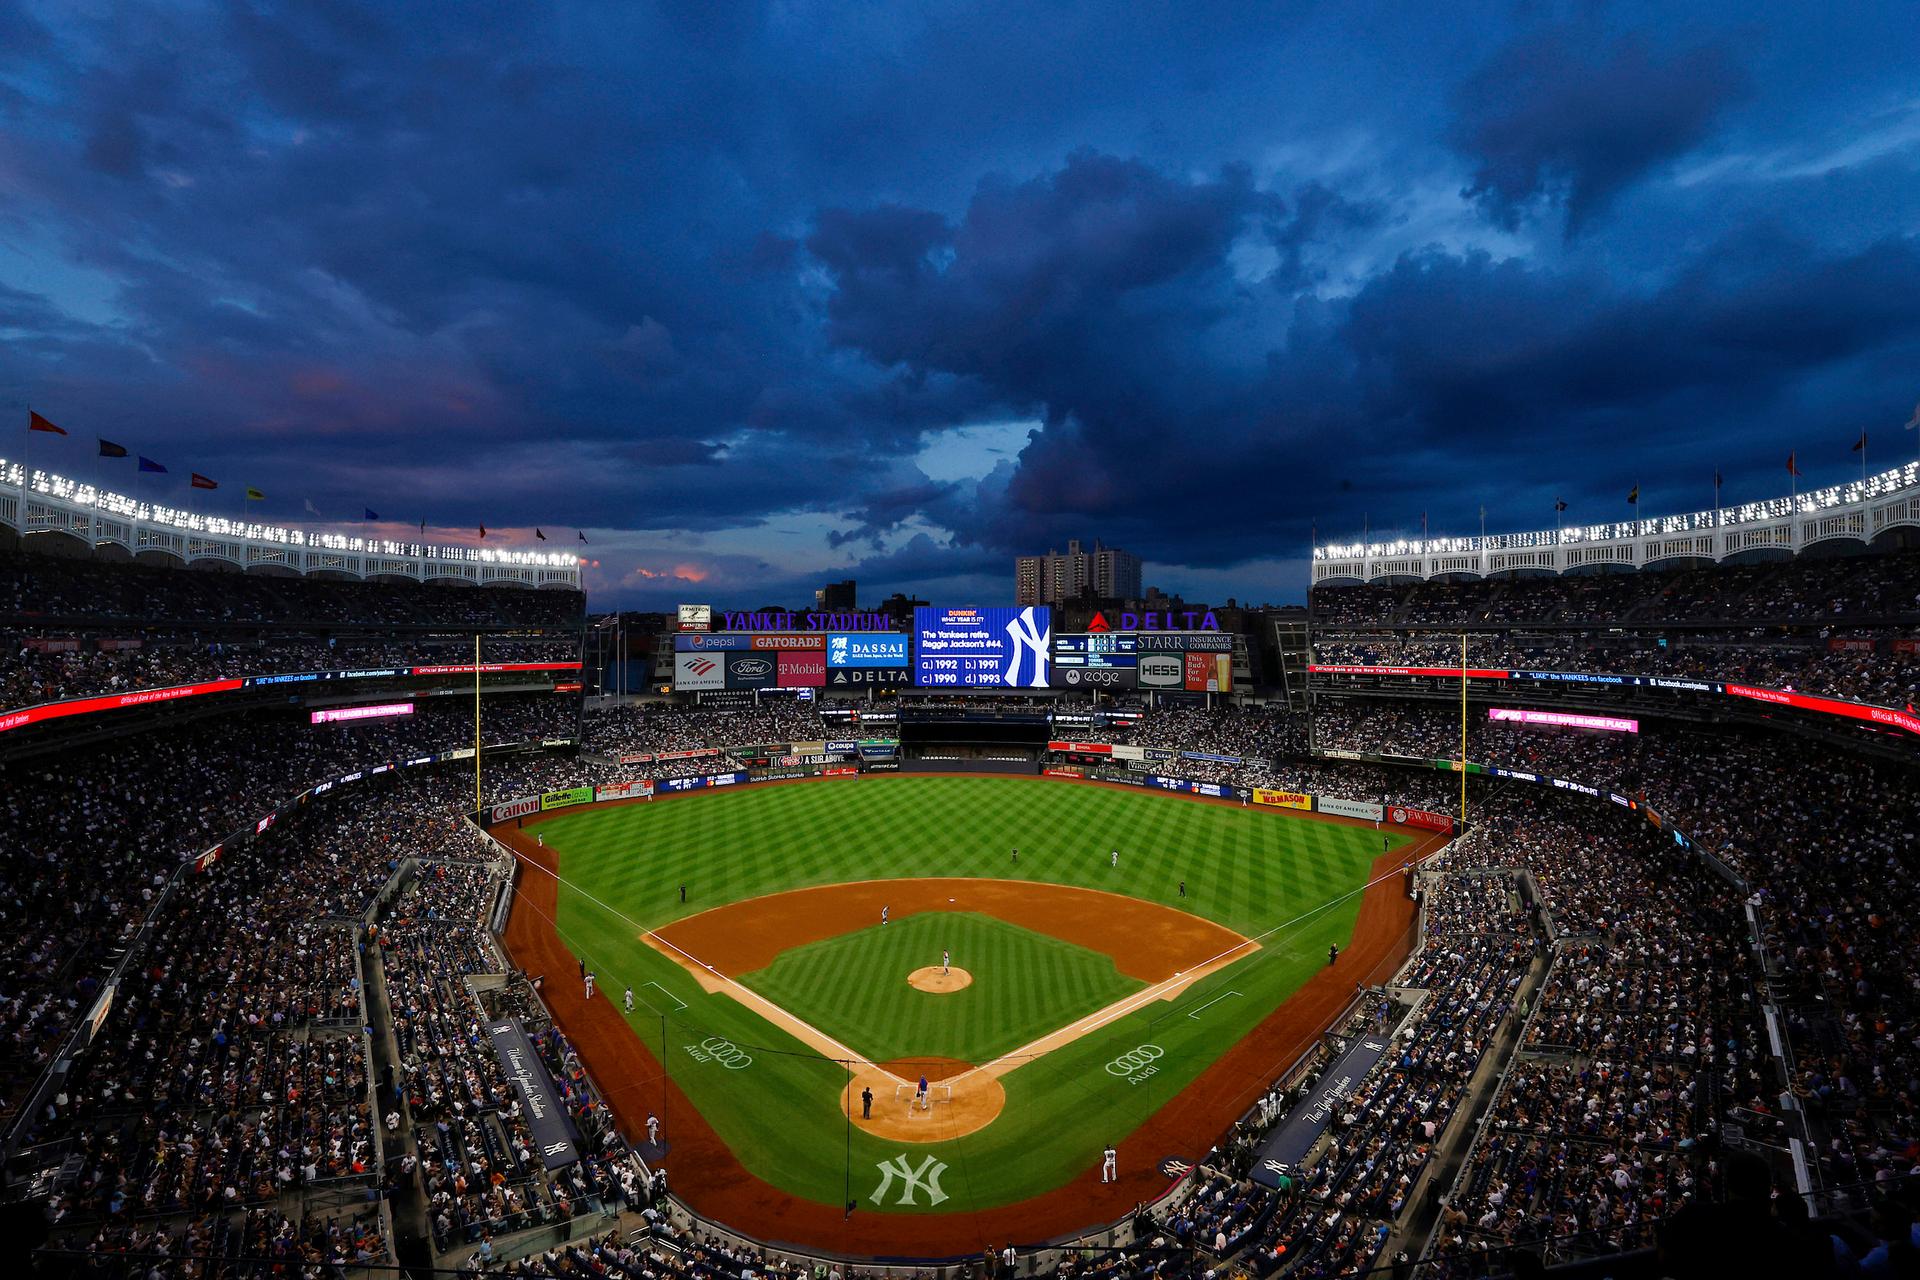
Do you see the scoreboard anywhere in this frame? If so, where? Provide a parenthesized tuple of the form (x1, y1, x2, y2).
(912, 606, 1052, 687)
(1053, 633, 1138, 668)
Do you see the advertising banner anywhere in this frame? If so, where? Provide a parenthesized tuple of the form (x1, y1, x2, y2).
(489, 795, 541, 824)
(1725, 683, 1920, 738)
(1828, 637, 1877, 653)
(674, 651, 726, 691)
(826, 667, 911, 688)
(675, 633, 752, 651)
(595, 780, 655, 802)
(1137, 652, 1185, 688)
(724, 652, 778, 690)
(1249, 1025, 1396, 1185)
(408, 661, 583, 676)
(827, 633, 911, 667)
(310, 701, 414, 725)
(0, 677, 246, 735)
(1047, 740, 1114, 755)
(1253, 789, 1312, 810)
(1109, 744, 1146, 762)
(1136, 631, 1234, 653)
(657, 770, 749, 792)
(1309, 663, 1510, 679)
(486, 1019, 581, 1169)
(776, 649, 826, 688)
(1895, 639, 1920, 655)
(913, 605, 1052, 687)
(824, 740, 857, 753)
(1316, 796, 1385, 822)
(678, 603, 712, 631)
(752, 634, 825, 650)
(540, 786, 594, 812)
(1184, 651, 1233, 692)
(1387, 805, 1454, 833)
(1055, 665, 1136, 691)
(1490, 707, 1639, 734)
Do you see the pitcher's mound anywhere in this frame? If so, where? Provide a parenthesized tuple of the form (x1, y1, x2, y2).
(908, 966, 972, 993)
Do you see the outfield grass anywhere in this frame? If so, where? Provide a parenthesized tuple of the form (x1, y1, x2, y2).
(533, 774, 1407, 1214)
(741, 911, 1144, 1064)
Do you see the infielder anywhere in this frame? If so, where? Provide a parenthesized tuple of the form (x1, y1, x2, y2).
(1101, 1144, 1117, 1183)
(882, 904, 890, 926)
(624, 987, 634, 1012)
(584, 972, 595, 1000)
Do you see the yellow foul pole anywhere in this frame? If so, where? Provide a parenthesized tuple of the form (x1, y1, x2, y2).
(474, 634, 482, 812)
(1458, 631, 1468, 829)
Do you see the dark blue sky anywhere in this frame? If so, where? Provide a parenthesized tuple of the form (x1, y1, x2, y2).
(4, 1, 1918, 608)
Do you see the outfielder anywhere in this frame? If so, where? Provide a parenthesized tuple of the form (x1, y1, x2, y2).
(1101, 1144, 1117, 1183)
(1110, 848, 1119, 869)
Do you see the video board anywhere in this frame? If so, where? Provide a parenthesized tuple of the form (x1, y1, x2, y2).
(913, 606, 1051, 687)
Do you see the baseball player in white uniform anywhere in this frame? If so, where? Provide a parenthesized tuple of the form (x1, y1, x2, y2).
(942, 948, 950, 975)
(1101, 1144, 1117, 1183)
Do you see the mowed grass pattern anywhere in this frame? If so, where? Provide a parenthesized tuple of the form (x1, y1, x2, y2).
(534, 775, 1409, 1213)
(741, 912, 1143, 1064)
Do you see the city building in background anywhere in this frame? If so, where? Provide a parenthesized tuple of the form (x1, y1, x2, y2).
(1015, 539, 1142, 606)
(814, 579, 857, 610)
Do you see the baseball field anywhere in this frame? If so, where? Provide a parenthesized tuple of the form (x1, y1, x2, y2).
(499, 773, 1426, 1253)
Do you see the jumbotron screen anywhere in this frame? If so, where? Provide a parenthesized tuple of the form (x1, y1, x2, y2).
(912, 606, 1052, 687)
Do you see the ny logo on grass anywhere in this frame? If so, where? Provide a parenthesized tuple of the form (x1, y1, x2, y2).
(872, 1154, 949, 1206)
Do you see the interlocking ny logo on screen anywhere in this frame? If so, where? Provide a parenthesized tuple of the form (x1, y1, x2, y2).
(1004, 607, 1050, 687)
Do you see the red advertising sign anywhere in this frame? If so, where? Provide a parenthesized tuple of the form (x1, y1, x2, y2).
(1388, 806, 1455, 833)
(1725, 684, 1920, 738)
(1827, 637, 1877, 653)
(410, 661, 583, 676)
(1047, 740, 1113, 755)
(1310, 664, 1512, 679)
(1184, 651, 1233, 692)
(776, 649, 826, 687)
(1894, 639, 1919, 655)
(751, 634, 825, 650)
(0, 678, 247, 734)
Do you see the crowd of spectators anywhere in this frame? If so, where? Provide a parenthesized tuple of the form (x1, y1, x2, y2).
(1, 632, 582, 711)
(0, 696, 579, 1132)
(1309, 549, 1920, 628)
(1310, 630, 1920, 707)
(1, 547, 584, 629)
(581, 701, 833, 757)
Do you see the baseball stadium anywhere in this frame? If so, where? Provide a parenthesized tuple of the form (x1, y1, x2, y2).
(7, 7, 1920, 1280)
(3, 454, 1919, 1280)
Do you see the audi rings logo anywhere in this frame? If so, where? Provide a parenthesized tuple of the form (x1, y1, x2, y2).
(1106, 1044, 1165, 1076)
(696, 1037, 753, 1069)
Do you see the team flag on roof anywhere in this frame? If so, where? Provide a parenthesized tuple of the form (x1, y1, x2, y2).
(1627, 485, 1639, 505)
(535, 528, 546, 540)
(478, 524, 487, 538)
(138, 456, 167, 474)
(364, 508, 380, 520)
(98, 438, 128, 458)
(28, 411, 65, 435)
(578, 530, 587, 543)
(190, 473, 217, 490)
(1787, 451, 1801, 477)
(1853, 430, 1867, 453)
(1554, 499, 1568, 512)
(246, 487, 266, 501)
